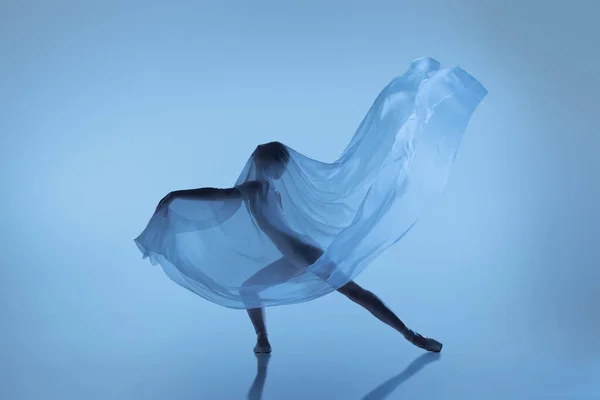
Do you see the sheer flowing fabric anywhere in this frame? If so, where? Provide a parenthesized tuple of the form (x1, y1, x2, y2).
(134, 57, 487, 309)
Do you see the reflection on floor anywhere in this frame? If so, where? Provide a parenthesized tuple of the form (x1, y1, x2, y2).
(247, 353, 441, 400)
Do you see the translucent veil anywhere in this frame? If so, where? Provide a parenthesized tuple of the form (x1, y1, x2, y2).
(134, 57, 487, 309)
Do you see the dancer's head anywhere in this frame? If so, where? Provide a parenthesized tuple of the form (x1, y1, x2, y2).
(253, 141, 290, 180)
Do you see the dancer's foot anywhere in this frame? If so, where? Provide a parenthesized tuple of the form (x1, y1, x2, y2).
(405, 330, 443, 352)
(253, 333, 272, 354)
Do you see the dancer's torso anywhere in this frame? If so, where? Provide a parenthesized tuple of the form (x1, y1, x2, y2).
(247, 180, 322, 267)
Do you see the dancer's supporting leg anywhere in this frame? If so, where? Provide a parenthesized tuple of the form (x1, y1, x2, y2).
(240, 257, 303, 353)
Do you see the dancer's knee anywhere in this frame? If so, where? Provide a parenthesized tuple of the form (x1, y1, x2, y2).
(337, 281, 365, 301)
(240, 280, 259, 305)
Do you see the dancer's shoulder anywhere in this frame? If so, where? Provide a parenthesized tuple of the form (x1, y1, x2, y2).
(236, 180, 266, 197)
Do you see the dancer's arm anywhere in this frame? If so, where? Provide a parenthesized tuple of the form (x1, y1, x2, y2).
(173, 187, 243, 200)
(156, 181, 262, 211)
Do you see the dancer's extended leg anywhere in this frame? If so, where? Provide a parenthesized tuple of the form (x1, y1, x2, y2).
(337, 281, 442, 352)
(292, 240, 443, 352)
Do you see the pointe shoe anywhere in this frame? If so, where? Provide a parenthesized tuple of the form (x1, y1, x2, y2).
(407, 331, 443, 353)
(253, 333, 272, 354)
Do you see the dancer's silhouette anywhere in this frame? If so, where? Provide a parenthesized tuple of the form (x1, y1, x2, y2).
(158, 142, 442, 353)
(137, 57, 487, 355)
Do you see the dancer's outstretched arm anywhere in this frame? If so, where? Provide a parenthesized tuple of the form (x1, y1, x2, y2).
(156, 181, 262, 211)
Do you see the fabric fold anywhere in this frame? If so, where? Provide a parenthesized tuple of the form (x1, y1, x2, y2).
(134, 57, 487, 309)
